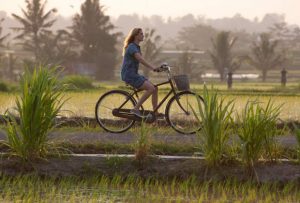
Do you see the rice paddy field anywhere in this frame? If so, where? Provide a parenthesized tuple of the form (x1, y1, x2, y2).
(1, 81, 300, 202)
(1, 82, 300, 121)
(1, 175, 299, 202)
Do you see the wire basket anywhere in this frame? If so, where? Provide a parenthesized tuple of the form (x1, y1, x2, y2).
(173, 75, 190, 91)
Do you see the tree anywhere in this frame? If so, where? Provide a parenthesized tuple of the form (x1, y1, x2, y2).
(141, 28, 163, 78)
(178, 24, 217, 50)
(11, 0, 57, 61)
(209, 31, 241, 81)
(246, 33, 286, 82)
(0, 18, 9, 47)
(72, 0, 118, 80)
(0, 18, 10, 79)
(269, 22, 294, 50)
(177, 50, 194, 76)
(292, 27, 300, 44)
(38, 30, 78, 64)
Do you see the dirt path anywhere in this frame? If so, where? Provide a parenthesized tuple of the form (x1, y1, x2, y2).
(1, 129, 300, 183)
(0, 129, 297, 148)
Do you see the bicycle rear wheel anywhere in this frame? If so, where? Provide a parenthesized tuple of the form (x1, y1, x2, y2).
(95, 90, 136, 133)
(166, 91, 204, 134)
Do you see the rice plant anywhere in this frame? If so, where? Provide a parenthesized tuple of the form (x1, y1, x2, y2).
(192, 85, 235, 166)
(134, 120, 152, 162)
(0, 175, 299, 202)
(237, 99, 282, 169)
(1, 65, 66, 161)
(292, 123, 300, 162)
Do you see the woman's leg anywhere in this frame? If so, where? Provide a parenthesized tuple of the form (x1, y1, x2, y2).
(133, 80, 155, 111)
(152, 86, 158, 111)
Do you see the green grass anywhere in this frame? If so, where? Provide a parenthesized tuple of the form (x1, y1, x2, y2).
(134, 121, 152, 162)
(57, 142, 197, 155)
(292, 123, 300, 162)
(237, 99, 282, 168)
(61, 74, 95, 90)
(193, 85, 235, 166)
(1, 66, 67, 161)
(0, 175, 299, 202)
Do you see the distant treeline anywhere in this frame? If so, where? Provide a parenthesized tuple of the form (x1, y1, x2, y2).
(0, 1, 299, 83)
(0, 10, 295, 40)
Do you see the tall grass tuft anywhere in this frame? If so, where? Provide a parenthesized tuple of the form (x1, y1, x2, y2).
(1, 65, 66, 161)
(192, 85, 234, 166)
(292, 123, 300, 162)
(237, 99, 282, 169)
(134, 121, 152, 163)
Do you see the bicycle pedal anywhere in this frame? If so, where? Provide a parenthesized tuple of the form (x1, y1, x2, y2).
(143, 114, 156, 123)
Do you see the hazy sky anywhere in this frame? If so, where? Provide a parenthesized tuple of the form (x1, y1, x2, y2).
(2, 0, 300, 25)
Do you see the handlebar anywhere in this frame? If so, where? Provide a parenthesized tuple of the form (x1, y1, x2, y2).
(154, 63, 171, 72)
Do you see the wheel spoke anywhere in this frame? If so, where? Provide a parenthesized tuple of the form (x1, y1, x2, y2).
(95, 91, 135, 133)
(167, 92, 203, 134)
(100, 105, 114, 111)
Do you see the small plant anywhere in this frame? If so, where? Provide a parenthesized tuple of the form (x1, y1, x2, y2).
(237, 99, 282, 169)
(292, 123, 300, 162)
(62, 75, 94, 90)
(1, 65, 66, 161)
(192, 85, 235, 166)
(134, 121, 152, 163)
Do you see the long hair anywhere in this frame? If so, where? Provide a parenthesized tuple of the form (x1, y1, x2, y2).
(122, 28, 142, 56)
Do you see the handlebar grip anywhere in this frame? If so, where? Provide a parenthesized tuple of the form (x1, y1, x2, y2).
(154, 63, 170, 72)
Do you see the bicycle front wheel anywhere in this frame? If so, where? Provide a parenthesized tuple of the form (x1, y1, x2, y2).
(95, 90, 136, 133)
(166, 91, 204, 134)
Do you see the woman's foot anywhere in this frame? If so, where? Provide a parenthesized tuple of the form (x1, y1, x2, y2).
(130, 109, 143, 117)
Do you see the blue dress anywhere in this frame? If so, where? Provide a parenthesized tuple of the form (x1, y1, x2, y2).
(121, 43, 147, 89)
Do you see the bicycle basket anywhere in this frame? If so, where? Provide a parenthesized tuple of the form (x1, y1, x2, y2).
(173, 75, 190, 91)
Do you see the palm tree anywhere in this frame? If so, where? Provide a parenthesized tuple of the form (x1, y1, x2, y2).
(209, 31, 241, 81)
(246, 33, 286, 82)
(38, 30, 77, 64)
(141, 28, 163, 78)
(0, 18, 11, 79)
(11, 0, 57, 61)
(0, 18, 9, 47)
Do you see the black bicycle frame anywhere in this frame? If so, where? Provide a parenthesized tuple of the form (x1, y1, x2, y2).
(118, 78, 179, 114)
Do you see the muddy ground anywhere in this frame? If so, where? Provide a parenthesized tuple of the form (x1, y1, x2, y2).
(0, 127, 300, 183)
(1, 155, 300, 184)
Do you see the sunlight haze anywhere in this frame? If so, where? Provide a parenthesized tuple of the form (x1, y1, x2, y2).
(1, 0, 300, 25)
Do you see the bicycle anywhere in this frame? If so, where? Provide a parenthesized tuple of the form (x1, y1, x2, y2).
(95, 64, 204, 134)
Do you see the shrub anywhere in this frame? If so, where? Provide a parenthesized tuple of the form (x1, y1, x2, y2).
(237, 99, 282, 169)
(1, 65, 66, 161)
(62, 75, 94, 90)
(0, 81, 9, 92)
(192, 85, 235, 166)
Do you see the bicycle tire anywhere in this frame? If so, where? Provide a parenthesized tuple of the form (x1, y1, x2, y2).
(95, 90, 136, 133)
(165, 91, 204, 134)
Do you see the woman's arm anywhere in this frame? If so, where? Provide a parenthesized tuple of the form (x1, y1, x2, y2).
(134, 52, 156, 71)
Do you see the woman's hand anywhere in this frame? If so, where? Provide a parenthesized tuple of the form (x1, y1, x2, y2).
(153, 67, 161, 72)
(153, 63, 169, 72)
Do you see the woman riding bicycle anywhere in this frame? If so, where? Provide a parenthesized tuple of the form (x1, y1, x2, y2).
(121, 28, 161, 118)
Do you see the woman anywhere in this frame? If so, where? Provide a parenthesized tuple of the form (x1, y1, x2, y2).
(121, 28, 160, 118)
